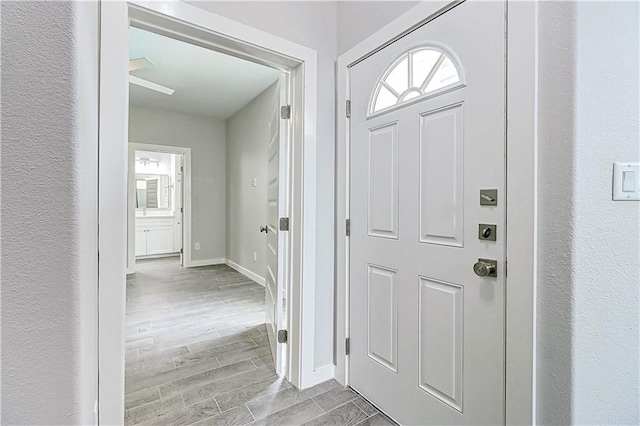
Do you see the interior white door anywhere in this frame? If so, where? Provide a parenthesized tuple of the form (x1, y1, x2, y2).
(349, 2, 506, 424)
(265, 80, 287, 375)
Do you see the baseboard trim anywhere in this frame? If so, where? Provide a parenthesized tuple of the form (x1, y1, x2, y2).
(136, 253, 180, 260)
(303, 364, 335, 388)
(188, 258, 226, 267)
(225, 259, 266, 286)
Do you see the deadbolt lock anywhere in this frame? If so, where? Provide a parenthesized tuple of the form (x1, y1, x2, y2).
(478, 224, 497, 241)
(473, 259, 497, 277)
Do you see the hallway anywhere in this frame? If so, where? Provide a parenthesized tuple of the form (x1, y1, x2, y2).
(124, 258, 392, 425)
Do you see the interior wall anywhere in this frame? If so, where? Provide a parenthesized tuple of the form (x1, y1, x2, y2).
(572, 0, 639, 422)
(537, 1, 640, 424)
(188, 0, 338, 370)
(225, 83, 278, 282)
(336, 1, 420, 55)
(0, 1, 99, 423)
(129, 106, 226, 263)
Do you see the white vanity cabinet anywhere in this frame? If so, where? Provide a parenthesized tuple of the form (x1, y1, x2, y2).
(135, 217, 177, 257)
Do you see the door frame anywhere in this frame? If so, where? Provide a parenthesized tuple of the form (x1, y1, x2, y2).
(335, 1, 537, 424)
(127, 143, 191, 272)
(98, 1, 321, 424)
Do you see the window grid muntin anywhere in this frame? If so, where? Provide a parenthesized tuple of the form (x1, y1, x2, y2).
(369, 45, 465, 116)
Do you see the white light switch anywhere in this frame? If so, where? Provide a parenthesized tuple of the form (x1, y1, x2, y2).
(251, 178, 257, 187)
(622, 171, 636, 192)
(613, 162, 640, 200)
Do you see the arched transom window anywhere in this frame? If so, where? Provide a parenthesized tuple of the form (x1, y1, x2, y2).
(370, 45, 465, 115)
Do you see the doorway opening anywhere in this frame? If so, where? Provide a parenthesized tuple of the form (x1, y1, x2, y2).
(99, 3, 323, 422)
(122, 22, 293, 423)
(128, 144, 187, 270)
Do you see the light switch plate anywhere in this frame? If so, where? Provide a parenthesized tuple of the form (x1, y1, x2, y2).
(613, 162, 640, 201)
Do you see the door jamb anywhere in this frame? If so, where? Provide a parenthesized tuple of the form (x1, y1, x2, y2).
(334, 1, 537, 424)
(98, 1, 321, 424)
(127, 143, 192, 271)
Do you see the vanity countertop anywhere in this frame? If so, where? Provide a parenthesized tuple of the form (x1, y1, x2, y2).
(135, 213, 176, 219)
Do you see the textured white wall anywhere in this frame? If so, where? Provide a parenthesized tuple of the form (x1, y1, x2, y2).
(129, 106, 227, 262)
(536, 3, 577, 422)
(226, 83, 278, 282)
(336, 1, 420, 55)
(187, 1, 338, 369)
(1, 1, 99, 424)
(537, 1, 640, 423)
(572, 1, 639, 422)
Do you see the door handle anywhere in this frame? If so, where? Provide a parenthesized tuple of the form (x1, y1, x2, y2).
(473, 259, 497, 277)
(260, 226, 268, 233)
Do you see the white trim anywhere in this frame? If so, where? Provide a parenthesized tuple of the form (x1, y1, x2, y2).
(309, 363, 335, 385)
(98, 3, 128, 424)
(99, 1, 319, 423)
(505, 2, 538, 424)
(135, 253, 180, 260)
(188, 258, 226, 268)
(128, 142, 192, 269)
(335, 1, 537, 424)
(225, 259, 266, 287)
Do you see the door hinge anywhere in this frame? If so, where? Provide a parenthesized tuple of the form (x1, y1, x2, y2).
(180, 166, 184, 172)
(180, 207, 183, 213)
(279, 217, 290, 231)
(345, 337, 350, 355)
(346, 219, 350, 237)
(180, 248, 183, 254)
(277, 329, 288, 343)
(281, 105, 291, 119)
(346, 100, 351, 118)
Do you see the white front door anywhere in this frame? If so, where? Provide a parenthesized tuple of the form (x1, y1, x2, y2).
(265, 78, 288, 375)
(349, 2, 506, 424)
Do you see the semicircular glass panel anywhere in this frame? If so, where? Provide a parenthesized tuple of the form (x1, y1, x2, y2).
(370, 46, 464, 115)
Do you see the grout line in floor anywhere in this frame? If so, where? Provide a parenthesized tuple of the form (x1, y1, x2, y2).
(213, 397, 222, 415)
(245, 403, 256, 421)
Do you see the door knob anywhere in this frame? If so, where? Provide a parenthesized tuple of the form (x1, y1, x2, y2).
(260, 226, 268, 233)
(473, 259, 497, 277)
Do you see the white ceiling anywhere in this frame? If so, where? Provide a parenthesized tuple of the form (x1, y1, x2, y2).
(129, 27, 281, 120)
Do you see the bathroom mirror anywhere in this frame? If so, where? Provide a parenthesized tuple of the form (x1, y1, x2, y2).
(136, 174, 171, 209)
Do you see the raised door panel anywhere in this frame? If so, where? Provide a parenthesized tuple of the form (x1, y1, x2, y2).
(368, 123, 399, 239)
(418, 277, 464, 412)
(367, 265, 398, 373)
(419, 103, 464, 247)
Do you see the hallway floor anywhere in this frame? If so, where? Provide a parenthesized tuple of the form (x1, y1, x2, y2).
(125, 257, 393, 425)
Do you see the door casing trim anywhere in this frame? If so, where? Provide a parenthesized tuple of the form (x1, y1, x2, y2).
(335, 1, 537, 424)
(99, 1, 322, 423)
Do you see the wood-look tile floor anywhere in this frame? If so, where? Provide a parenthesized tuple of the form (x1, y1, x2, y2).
(125, 257, 394, 426)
